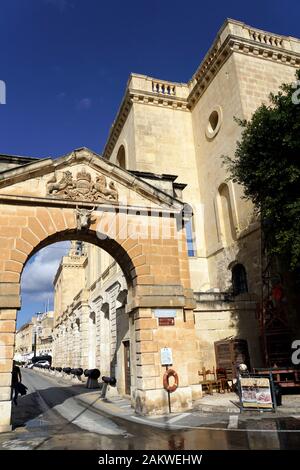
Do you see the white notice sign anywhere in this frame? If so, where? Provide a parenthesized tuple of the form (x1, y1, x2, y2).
(160, 347, 173, 366)
(154, 309, 176, 318)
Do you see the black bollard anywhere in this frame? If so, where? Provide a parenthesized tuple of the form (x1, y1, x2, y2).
(71, 368, 84, 377)
(101, 376, 117, 399)
(83, 369, 100, 388)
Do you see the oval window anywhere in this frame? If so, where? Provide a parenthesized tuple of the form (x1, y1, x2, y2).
(205, 106, 222, 140)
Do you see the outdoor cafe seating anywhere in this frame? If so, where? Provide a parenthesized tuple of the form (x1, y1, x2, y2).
(198, 366, 233, 394)
(253, 366, 300, 390)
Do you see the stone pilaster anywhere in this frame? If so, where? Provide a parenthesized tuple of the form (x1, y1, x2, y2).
(0, 306, 18, 432)
(133, 306, 202, 415)
(79, 292, 90, 370)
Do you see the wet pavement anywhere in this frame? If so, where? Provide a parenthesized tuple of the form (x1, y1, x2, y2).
(0, 369, 299, 450)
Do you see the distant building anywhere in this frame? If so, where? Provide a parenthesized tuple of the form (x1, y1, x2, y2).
(35, 311, 54, 357)
(53, 241, 127, 391)
(14, 321, 34, 362)
(15, 311, 54, 362)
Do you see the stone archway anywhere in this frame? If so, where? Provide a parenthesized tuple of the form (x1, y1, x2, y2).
(0, 148, 201, 432)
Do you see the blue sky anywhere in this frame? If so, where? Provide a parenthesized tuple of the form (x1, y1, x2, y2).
(20, 242, 70, 327)
(1, 0, 300, 158)
(1, 0, 298, 327)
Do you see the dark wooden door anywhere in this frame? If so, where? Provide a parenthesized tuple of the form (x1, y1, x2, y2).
(215, 338, 251, 379)
(123, 341, 131, 395)
(214, 340, 232, 378)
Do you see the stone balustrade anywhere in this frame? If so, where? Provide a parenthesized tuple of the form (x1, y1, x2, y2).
(152, 80, 176, 96)
(248, 29, 284, 48)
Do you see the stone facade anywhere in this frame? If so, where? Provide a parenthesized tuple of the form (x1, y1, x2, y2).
(0, 147, 200, 431)
(35, 311, 54, 357)
(0, 19, 299, 431)
(14, 311, 54, 362)
(102, 18, 300, 373)
(14, 320, 34, 362)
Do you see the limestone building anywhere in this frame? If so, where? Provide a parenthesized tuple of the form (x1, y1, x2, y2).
(0, 18, 300, 430)
(14, 320, 34, 363)
(51, 19, 300, 394)
(35, 311, 54, 357)
(14, 311, 54, 362)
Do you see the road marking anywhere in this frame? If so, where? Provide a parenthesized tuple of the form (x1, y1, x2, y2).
(168, 413, 190, 423)
(227, 415, 239, 429)
(129, 414, 300, 433)
(24, 370, 300, 434)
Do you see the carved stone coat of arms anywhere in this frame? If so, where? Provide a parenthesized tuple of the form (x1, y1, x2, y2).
(46, 168, 119, 202)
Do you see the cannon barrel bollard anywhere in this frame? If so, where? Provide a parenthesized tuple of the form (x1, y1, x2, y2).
(102, 376, 117, 386)
(84, 368, 100, 389)
(55, 367, 63, 376)
(71, 368, 83, 377)
(101, 376, 117, 399)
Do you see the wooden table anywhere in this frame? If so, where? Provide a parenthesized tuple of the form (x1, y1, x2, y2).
(253, 367, 300, 388)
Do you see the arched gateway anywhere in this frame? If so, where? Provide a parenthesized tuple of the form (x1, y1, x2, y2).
(0, 148, 201, 432)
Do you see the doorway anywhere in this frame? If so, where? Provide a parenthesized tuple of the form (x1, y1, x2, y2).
(123, 340, 131, 395)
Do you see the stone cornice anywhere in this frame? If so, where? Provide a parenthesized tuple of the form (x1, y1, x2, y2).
(0, 148, 185, 211)
(188, 35, 300, 109)
(102, 90, 188, 160)
(188, 22, 300, 109)
(130, 89, 188, 111)
(102, 19, 300, 155)
(0, 193, 184, 216)
(103, 91, 132, 160)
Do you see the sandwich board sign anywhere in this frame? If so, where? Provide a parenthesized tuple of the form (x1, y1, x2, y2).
(239, 374, 276, 411)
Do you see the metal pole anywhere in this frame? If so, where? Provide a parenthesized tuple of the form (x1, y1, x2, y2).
(166, 365, 171, 413)
(167, 390, 171, 414)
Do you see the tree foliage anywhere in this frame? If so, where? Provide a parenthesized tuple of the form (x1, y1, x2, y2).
(224, 70, 300, 269)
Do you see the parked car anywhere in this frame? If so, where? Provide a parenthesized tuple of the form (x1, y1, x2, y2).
(33, 360, 50, 368)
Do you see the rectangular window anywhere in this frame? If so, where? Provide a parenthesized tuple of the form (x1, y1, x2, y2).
(185, 219, 195, 257)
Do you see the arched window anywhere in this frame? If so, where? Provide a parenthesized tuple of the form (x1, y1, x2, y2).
(116, 145, 126, 169)
(185, 218, 195, 257)
(217, 183, 236, 246)
(232, 264, 248, 296)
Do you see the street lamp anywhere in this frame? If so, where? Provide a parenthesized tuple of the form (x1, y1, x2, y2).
(33, 311, 43, 358)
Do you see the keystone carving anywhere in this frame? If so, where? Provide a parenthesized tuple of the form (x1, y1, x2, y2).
(46, 168, 119, 202)
(75, 206, 95, 231)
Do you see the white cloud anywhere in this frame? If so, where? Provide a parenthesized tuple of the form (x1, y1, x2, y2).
(21, 242, 70, 301)
(76, 97, 92, 110)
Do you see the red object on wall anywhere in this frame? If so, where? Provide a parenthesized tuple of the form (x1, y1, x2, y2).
(271, 283, 284, 302)
(158, 317, 175, 326)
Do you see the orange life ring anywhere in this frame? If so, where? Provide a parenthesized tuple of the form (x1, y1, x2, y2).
(163, 369, 179, 393)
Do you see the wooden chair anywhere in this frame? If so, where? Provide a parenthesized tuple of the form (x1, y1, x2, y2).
(198, 366, 218, 394)
(216, 367, 232, 393)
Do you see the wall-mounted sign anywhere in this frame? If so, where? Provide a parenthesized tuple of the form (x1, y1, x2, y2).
(154, 309, 177, 318)
(161, 348, 173, 366)
(158, 317, 175, 326)
(239, 375, 275, 410)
